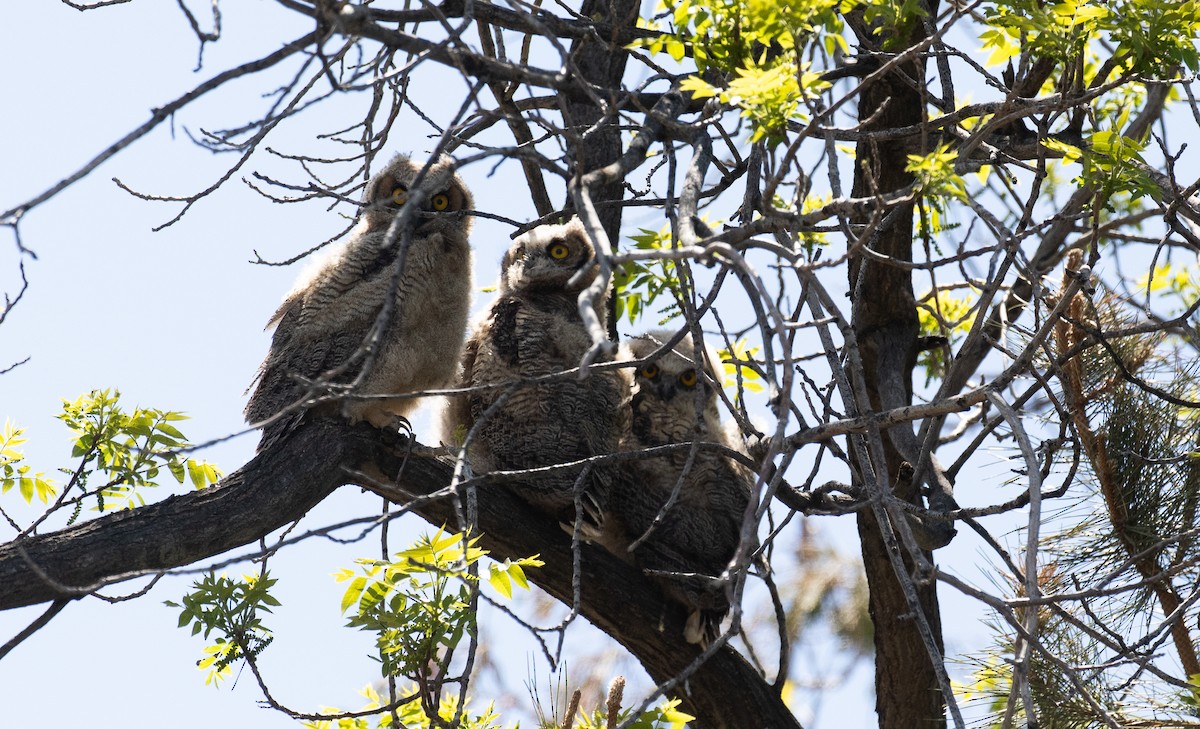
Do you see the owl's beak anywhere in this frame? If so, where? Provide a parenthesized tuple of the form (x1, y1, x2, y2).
(646, 380, 676, 401)
(414, 209, 441, 233)
(565, 257, 598, 289)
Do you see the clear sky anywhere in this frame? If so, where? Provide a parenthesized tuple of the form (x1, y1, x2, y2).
(0, 3, 1014, 727)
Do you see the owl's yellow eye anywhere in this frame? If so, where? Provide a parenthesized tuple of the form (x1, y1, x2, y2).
(391, 187, 408, 206)
(548, 242, 571, 260)
(638, 364, 659, 379)
(678, 369, 698, 388)
(431, 193, 450, 211)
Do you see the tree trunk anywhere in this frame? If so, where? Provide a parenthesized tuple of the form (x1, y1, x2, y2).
(564, 0, 640, 337)
(846, 12, 947, 729)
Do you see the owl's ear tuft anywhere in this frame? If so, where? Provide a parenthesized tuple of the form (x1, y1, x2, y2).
(500, 240, 522, 274)
(441, 184, 469, 212)
(370, 173, 398, 204)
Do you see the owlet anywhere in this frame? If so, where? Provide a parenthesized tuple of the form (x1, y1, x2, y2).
(612, 330, 754, 646)
(245, 154, 474, 449)
(442, 217, 629, 530)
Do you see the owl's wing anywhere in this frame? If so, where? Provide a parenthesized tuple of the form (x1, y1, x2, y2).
(463, 297, 624, 527)
(244, 294, 372, 450)
(624, 452, 748, 555)
(467, 298, 565, 482)
(438, 321, 482, 449)
(576, 361, 631, 521)
(610, 464, 731, 646)
(244, 295, 303, 420)
(618, 450, 753, 596)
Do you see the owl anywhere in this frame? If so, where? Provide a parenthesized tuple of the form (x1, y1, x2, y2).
(612, 330, 754, 647)
(442, 217, 629, 530)
(245, 153, 474, 449)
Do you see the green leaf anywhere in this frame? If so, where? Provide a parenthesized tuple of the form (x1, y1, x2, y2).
(186, 461, 206, 490)
(979, 28, 1021, 66)
(658, 699, 697, 728)
(157, 423, 186, 440)
(680, 75, 719, 99)
(33, 475, 55, 503)
(488, 564, 514, 599)
(508, 563, 530, 590)
(342, 576, 367, 614)
(665, 37, 687, 61)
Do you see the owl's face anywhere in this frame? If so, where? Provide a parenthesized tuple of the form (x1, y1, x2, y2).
(362, 154, 473, 236)
(500, 217, 597, 294)
(626, 331, 722, 444)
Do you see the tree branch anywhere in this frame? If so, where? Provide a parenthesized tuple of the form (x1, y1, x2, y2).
(0, 418, 801, 729)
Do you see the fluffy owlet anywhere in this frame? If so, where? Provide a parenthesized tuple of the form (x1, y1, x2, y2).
(612, 330, 754, 646)
(442, 217, 629, 529)
(245, 154, 474, 449)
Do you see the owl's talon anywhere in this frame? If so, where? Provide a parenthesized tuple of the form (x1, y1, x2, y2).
(684, 609, 704, 646)
(364, 412, 413, 443)
(684, 609, 721, 649)
(383, 414, 412, 437)
(581, 492, 605, 526)
(560, 517, 605, 543)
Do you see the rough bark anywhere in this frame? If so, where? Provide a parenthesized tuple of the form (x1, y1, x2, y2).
(0, 418, 801, 729)
(845, 13, 947, 729)
(564, 0, 641, 337)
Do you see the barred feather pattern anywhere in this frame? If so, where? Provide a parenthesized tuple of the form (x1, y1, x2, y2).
(442, 218, 630, 527)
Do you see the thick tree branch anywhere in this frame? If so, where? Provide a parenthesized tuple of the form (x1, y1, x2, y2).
(0, 419, 801, 729)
